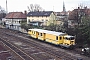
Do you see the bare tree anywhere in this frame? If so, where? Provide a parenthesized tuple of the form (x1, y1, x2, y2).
(27, 4, 44, 12)
(0, 6, 6, 13)
(30, 4, 34, 11)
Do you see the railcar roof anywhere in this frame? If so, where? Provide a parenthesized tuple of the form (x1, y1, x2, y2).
(64, 35, 74, 38)
(28, 29, 67, 36)
(28, 29, 41, 31)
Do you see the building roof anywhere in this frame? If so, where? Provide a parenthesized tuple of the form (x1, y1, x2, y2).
(55, 12, 68, 17)
(27, 11, 53, 17)
(5, 12, 26, 19)
(30, 21, 43, 23)
(68, 7, 90, 20)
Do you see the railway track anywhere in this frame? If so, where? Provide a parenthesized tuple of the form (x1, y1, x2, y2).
(0, 37, 34, 60)
(6, 32, 89, 60)
(10, 34, 75, 60)
(0, 28, 60, 60)
(0, 28, 90, 60)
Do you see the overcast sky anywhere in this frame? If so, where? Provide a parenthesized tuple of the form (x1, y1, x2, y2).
(0, 0, 90, 12)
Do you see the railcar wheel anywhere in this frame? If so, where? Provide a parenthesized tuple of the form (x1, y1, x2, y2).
(60, 46, 64, 49)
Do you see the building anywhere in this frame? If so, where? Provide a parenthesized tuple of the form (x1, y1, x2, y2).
(68, 7, 90, 21)
(5, 12, 26, 31)
(55, 2, 68, 25)
(27, 11, 56, 26)
(68, 6, 90, 28)
(55, 12, 68, 25)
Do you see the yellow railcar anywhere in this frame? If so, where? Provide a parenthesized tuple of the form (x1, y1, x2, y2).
(38, 32, 45, 41)
(45, 31, 67, 45)
(28, 29, 75, 48)
(28, 29, 39, 38)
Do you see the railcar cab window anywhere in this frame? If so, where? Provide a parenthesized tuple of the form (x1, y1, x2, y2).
(64, 36, 75, 40)
(29, 30, 31, 32)
(32, 31, 35, 34)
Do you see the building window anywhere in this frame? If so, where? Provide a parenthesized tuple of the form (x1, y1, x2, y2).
(42, 19, 44, 22)
(32, 19, 34, 21)
(46, 20, 48, 21)
(14, 21, 16, 23)
(56, 36, 58, 40)
(19, 21, 21, 23)
(28, 19, 30, 22)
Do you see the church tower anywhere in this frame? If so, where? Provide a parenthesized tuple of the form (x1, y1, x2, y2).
(63, 1, 66, 12)
(62, 1, 67, 21)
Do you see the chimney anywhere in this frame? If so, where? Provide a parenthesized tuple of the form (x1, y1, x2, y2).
(84, 6, 87, 9)
(24, 10, 27, 15)
(78, 7, 80, 9)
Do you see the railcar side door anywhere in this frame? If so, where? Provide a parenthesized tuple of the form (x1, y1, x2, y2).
(58, 36, 63, 44)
